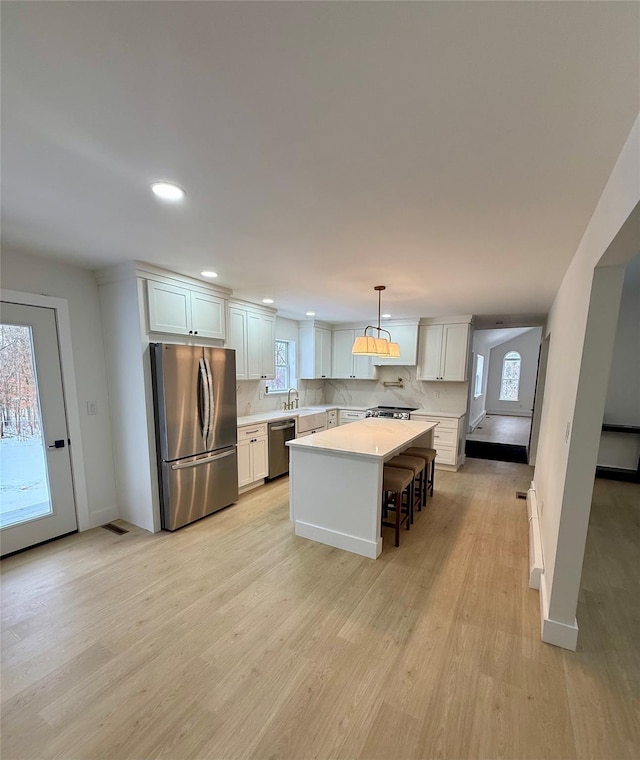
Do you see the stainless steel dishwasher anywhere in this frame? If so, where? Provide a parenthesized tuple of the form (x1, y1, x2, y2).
(267, 419, 296, 479)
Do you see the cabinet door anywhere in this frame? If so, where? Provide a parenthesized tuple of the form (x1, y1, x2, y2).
(331, 329, 355, 378)
(147, 281, 190, 335)
(315, 328, 332, 378)
(246, 312, 265, 379)
(353, 328, 375, 378)
(190, 292, 225, 339)
(374, 324, 418, 366)
(227, 307, 248, 379)
(252, 437, 269, 481)
(441, 324, 469, 381)
(260, 315, 276, 379)
(237, 438, 253, 488)
(418, 325, 444, 380)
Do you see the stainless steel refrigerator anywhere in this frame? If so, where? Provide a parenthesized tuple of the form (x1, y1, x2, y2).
(151, 343, 238, 530)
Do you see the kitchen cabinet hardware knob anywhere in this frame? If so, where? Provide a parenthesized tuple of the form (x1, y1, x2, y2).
(194, 331, 198, 335)
(189, 330, 193, 335)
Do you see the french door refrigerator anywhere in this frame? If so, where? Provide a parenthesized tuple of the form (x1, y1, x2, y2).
(151, 343, 238, 530)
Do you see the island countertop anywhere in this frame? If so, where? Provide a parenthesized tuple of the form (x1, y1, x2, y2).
(287, 417, 438, 460)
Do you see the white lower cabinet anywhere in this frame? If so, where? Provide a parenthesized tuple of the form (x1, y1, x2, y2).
(237, 423, 268, 488)
(410, 413, 464, 470)
(338, 409, 366, 425)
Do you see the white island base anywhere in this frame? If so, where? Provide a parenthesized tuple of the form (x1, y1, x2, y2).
(287, 418, 437, 559)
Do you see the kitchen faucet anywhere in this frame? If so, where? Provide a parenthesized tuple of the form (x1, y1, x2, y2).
(283, 387, 299, 411)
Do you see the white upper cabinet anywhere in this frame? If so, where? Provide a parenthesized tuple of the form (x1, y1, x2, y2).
(227, 305, 248, 380)
(299, 324, 332, 379)
(331, 328, 374, 379)
(248, 311, 276, 380)
(147, 280, 226, 339)
(417, 321, 470, 381)
(229, 303, 275, 380)
(373, 322, 419, 366)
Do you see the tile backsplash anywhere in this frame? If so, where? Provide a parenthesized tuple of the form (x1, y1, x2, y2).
(236, 379, 325, 416)
(237, 366, 468, 416)
(323, 366, 469, 413)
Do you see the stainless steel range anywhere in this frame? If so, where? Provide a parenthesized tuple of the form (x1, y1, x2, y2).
(365, 406, 418, 420)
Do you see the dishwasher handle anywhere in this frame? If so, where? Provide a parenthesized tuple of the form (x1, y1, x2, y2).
(270, 422, 295, 431)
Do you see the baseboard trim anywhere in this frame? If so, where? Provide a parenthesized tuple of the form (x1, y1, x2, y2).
(295, 520, 381, 559)
(239, 479, 266, 495)
(539, 574, 579, 651)
(88, 506, 120, 530)
(527, 483, 543, 589)
(485, 410, 533, 418)
(469, 411, 486, 432)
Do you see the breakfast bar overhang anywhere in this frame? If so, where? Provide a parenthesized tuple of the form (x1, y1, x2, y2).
(287, 418, 438, 558)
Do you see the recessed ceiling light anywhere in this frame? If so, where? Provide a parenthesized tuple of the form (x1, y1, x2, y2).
(381, 313, 391, 319)
(151, 181, 185, 201)
(305, 311, 316, 317)
(200, 271, 218, 278)
(262, 298, 274, 304)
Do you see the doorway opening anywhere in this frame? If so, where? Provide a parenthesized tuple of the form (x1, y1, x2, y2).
(465, 325, 543, 464)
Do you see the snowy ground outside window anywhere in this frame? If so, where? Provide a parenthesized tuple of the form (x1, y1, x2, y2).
(0, 437, 51, 528)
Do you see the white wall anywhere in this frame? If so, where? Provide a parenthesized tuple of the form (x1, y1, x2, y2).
(603, 254, 640, 425)
(485, 328, 542, 416)
(1, 249, 118, 526)
(468, 331, 492, 429)
(533, 113, 640, 649)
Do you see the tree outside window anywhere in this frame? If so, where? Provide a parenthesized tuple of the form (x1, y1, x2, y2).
(270, 340, 291, 391)
(499, 351, 521, 401)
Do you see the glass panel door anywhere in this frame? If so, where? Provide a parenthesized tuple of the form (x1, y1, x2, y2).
(0, 302, 77, 556)
(0, 324, 53, 527)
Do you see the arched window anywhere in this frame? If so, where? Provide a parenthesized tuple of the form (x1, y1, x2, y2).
(499, 351, 521, 401)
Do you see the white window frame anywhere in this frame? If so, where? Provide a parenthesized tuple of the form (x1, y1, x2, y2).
(267, 339, 296, 394)
(474, 354, 484, 398)
(499, 350, 522, 402)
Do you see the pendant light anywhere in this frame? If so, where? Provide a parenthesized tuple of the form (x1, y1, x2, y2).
(352, 286, 401, 358)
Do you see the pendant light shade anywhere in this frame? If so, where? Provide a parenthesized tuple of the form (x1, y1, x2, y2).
(351, 335, 379, 355)
(351, 286, 400, 358)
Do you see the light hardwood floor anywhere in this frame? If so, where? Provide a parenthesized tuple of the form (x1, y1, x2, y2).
(1, 460, 638, 759)
(467, 415, 531, 446)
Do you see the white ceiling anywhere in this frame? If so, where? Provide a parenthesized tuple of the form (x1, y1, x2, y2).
(2, 2, 639, 323)
(473, 327, 538, 352)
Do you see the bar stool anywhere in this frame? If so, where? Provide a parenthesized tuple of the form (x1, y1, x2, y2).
(403, 447, 437, 499)
(382, 466, 414, 547)
(387, 454, 427, 517)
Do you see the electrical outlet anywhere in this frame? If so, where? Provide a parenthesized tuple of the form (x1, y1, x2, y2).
(434, 391, 440, 399)
(259, 391, 264, 400)
(564, 421, 571, 443)
(87, 401, 97, 415)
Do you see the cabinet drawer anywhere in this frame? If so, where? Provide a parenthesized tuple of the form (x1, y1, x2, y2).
(411, 414, 459, 431)
(237, 423, 267, 440)
(434, 445, 456, 465)
(432, 428, 457, 446)
(339, 410, 366, 423)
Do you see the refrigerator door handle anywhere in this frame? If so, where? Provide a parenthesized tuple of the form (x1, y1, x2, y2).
(198, 358, 211, 444)
(170, 449, 236, 470)
(204, 356, 215, 448)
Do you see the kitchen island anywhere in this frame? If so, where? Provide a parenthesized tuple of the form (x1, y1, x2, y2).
(287, 418, 438, 559)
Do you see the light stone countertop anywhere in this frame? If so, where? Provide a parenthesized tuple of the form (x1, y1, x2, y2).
(410, 409, 465, 419)
(236, 405, 367, 427)
(286, 417, 438, 460)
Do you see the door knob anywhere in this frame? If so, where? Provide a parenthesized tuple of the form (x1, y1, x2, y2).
(48, 439, 66, 449)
